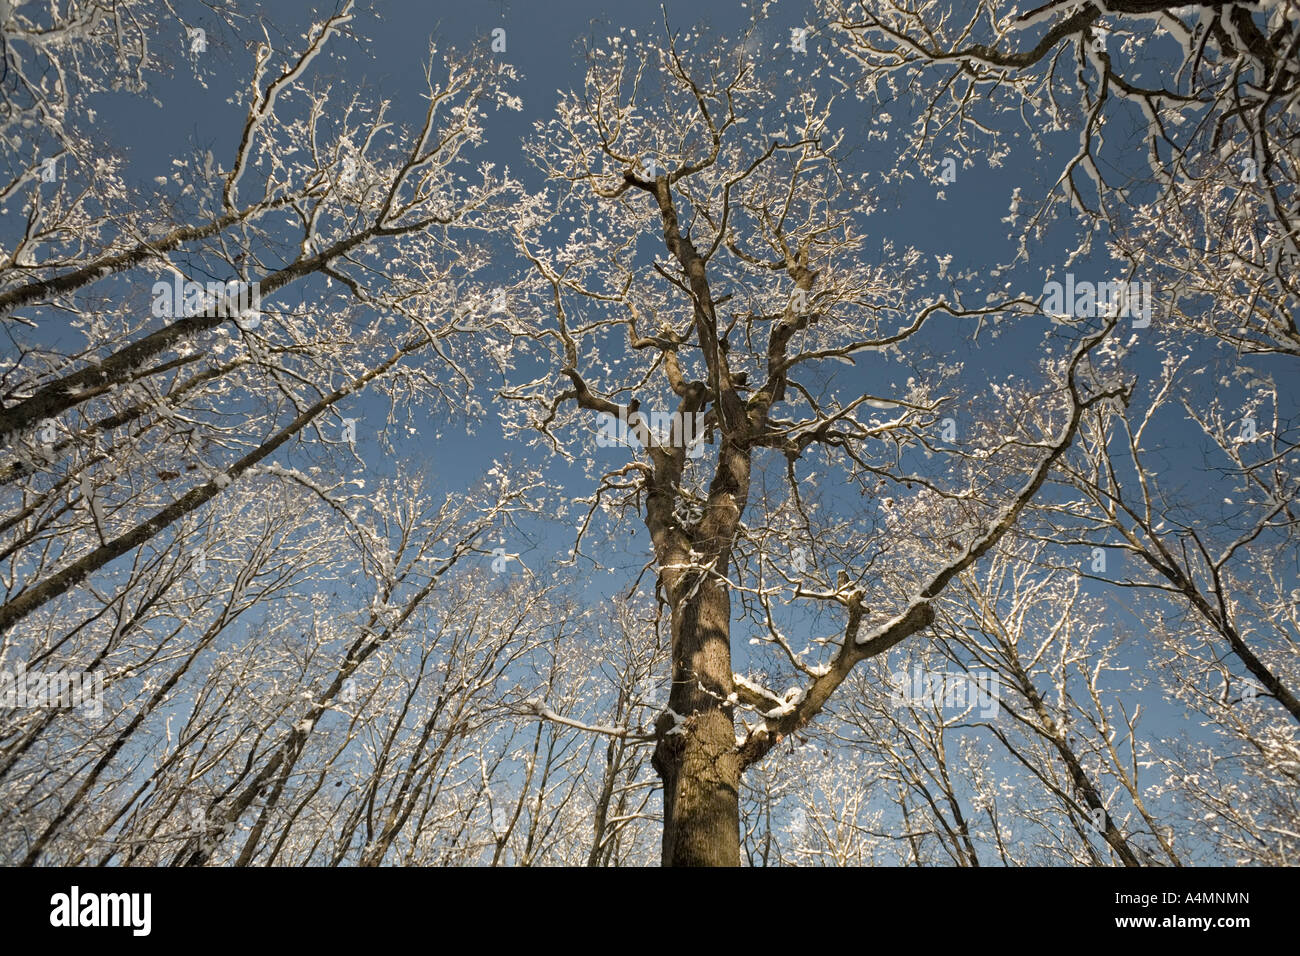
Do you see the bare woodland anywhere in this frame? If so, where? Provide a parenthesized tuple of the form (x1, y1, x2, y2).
(0, 0, 1296, 866)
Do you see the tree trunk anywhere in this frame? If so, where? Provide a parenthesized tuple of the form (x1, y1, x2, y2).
(653, 574, 741, 866)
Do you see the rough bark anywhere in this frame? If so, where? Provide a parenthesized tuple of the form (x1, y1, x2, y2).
(653, 574, 743, 866)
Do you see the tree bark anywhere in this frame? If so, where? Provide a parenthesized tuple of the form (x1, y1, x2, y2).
(653, 573, 742, 867)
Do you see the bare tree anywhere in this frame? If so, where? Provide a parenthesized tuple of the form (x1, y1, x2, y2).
(506, 16, 1129, 865)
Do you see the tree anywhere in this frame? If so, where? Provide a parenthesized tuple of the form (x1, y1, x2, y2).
(0, 2, 541, 865)
(815, 0, 1299, 866)
(818, 0, 1298, 356)
(508, 15, 1131, 865)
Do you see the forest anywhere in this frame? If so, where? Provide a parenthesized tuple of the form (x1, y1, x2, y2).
(0, 0, 1296, 869)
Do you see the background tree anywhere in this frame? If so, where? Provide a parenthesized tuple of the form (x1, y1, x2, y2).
(0, 2, 547, 866)
(813, 0, 1298, 867)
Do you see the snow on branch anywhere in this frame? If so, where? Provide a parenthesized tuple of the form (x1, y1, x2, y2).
(522, 698, 654, 741)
